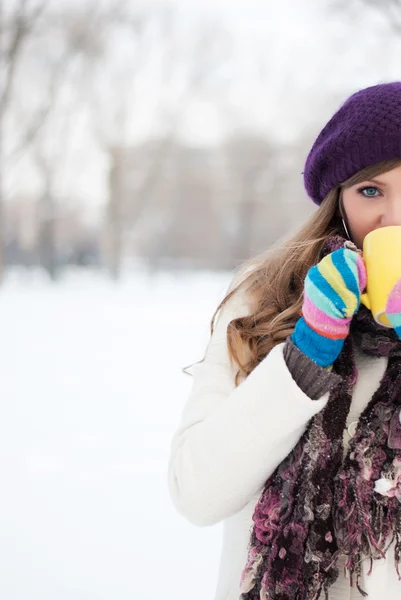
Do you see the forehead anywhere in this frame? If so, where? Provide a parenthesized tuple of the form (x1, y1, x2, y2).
(344, 163, 401, 188)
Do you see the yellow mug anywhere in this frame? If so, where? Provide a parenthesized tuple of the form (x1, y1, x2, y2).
(360, 225, 401, 327)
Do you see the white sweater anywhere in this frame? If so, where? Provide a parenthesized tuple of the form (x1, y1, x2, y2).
(168, 290, 401, 599)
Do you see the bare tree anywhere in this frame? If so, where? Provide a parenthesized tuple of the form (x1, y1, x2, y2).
(0, 0, 50, 283)
(82, 4, 232, 279)
(222, 133, 274, 261)
(28, 2, 116, 279)
(3, 1, 124, 279)
(31, 92, 78, 280)
(90, 5, 159, 280)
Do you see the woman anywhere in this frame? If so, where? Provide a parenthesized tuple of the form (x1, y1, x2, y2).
(167, 82, 401, 599)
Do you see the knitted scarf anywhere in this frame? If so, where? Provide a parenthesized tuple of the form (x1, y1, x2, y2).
(240, 235, 401, 600)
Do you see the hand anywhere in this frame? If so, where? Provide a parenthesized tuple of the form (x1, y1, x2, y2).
(386, 279, 401, 337)
(291, 248, 367, 368)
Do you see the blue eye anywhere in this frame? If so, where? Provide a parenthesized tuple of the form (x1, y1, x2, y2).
(357, 186, 380, 198)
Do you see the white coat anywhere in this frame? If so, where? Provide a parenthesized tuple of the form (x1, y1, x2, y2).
(168, 289, 398, 599)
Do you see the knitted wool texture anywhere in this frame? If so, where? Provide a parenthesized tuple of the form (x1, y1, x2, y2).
(239, 235, 401, 600)
(387, 279, 401, 337)
(303, 82, 401, 205)
(291, 247, 367, 368)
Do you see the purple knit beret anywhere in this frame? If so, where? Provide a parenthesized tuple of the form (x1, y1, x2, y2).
(303, 82, 401, 205)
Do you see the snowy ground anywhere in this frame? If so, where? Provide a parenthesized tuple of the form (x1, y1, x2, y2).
(0, 266, 233, 600)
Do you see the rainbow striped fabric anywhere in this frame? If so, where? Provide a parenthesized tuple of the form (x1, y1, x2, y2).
(386, 279, 401, 338)
(291, 248, 367, 368)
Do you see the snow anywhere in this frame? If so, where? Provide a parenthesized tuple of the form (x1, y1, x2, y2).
(0, 267, 233, 600)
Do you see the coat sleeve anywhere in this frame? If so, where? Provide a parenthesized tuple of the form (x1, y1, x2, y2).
(167, 289, 330, 527)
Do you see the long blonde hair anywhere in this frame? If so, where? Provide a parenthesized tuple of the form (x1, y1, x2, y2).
(184, 158, 401, 386)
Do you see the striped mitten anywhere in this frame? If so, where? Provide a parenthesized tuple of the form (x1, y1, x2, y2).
(386, 279, 401, 337)
(291, 248, 367, 368)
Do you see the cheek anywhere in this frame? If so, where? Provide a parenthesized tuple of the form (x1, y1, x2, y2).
(343, 196, 378, 246)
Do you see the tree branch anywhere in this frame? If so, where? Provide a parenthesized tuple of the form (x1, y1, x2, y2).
(0, 0, 48, 117)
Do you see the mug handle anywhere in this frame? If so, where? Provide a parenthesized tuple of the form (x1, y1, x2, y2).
(360, 292, 371, 310)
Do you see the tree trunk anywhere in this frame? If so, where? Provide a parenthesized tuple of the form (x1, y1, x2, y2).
(0, 185, 5, 286)
(106, 148, 124, 281)
(37, 183, 58, 281)
(232, 173, 257, 261)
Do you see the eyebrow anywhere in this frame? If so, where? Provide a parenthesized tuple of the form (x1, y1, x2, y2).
(357, 177, 387, 187)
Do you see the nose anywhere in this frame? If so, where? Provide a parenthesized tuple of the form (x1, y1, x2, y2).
(381, 197, 401, 227)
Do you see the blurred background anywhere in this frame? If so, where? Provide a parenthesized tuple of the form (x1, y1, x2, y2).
(1, 0, 401, 598)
